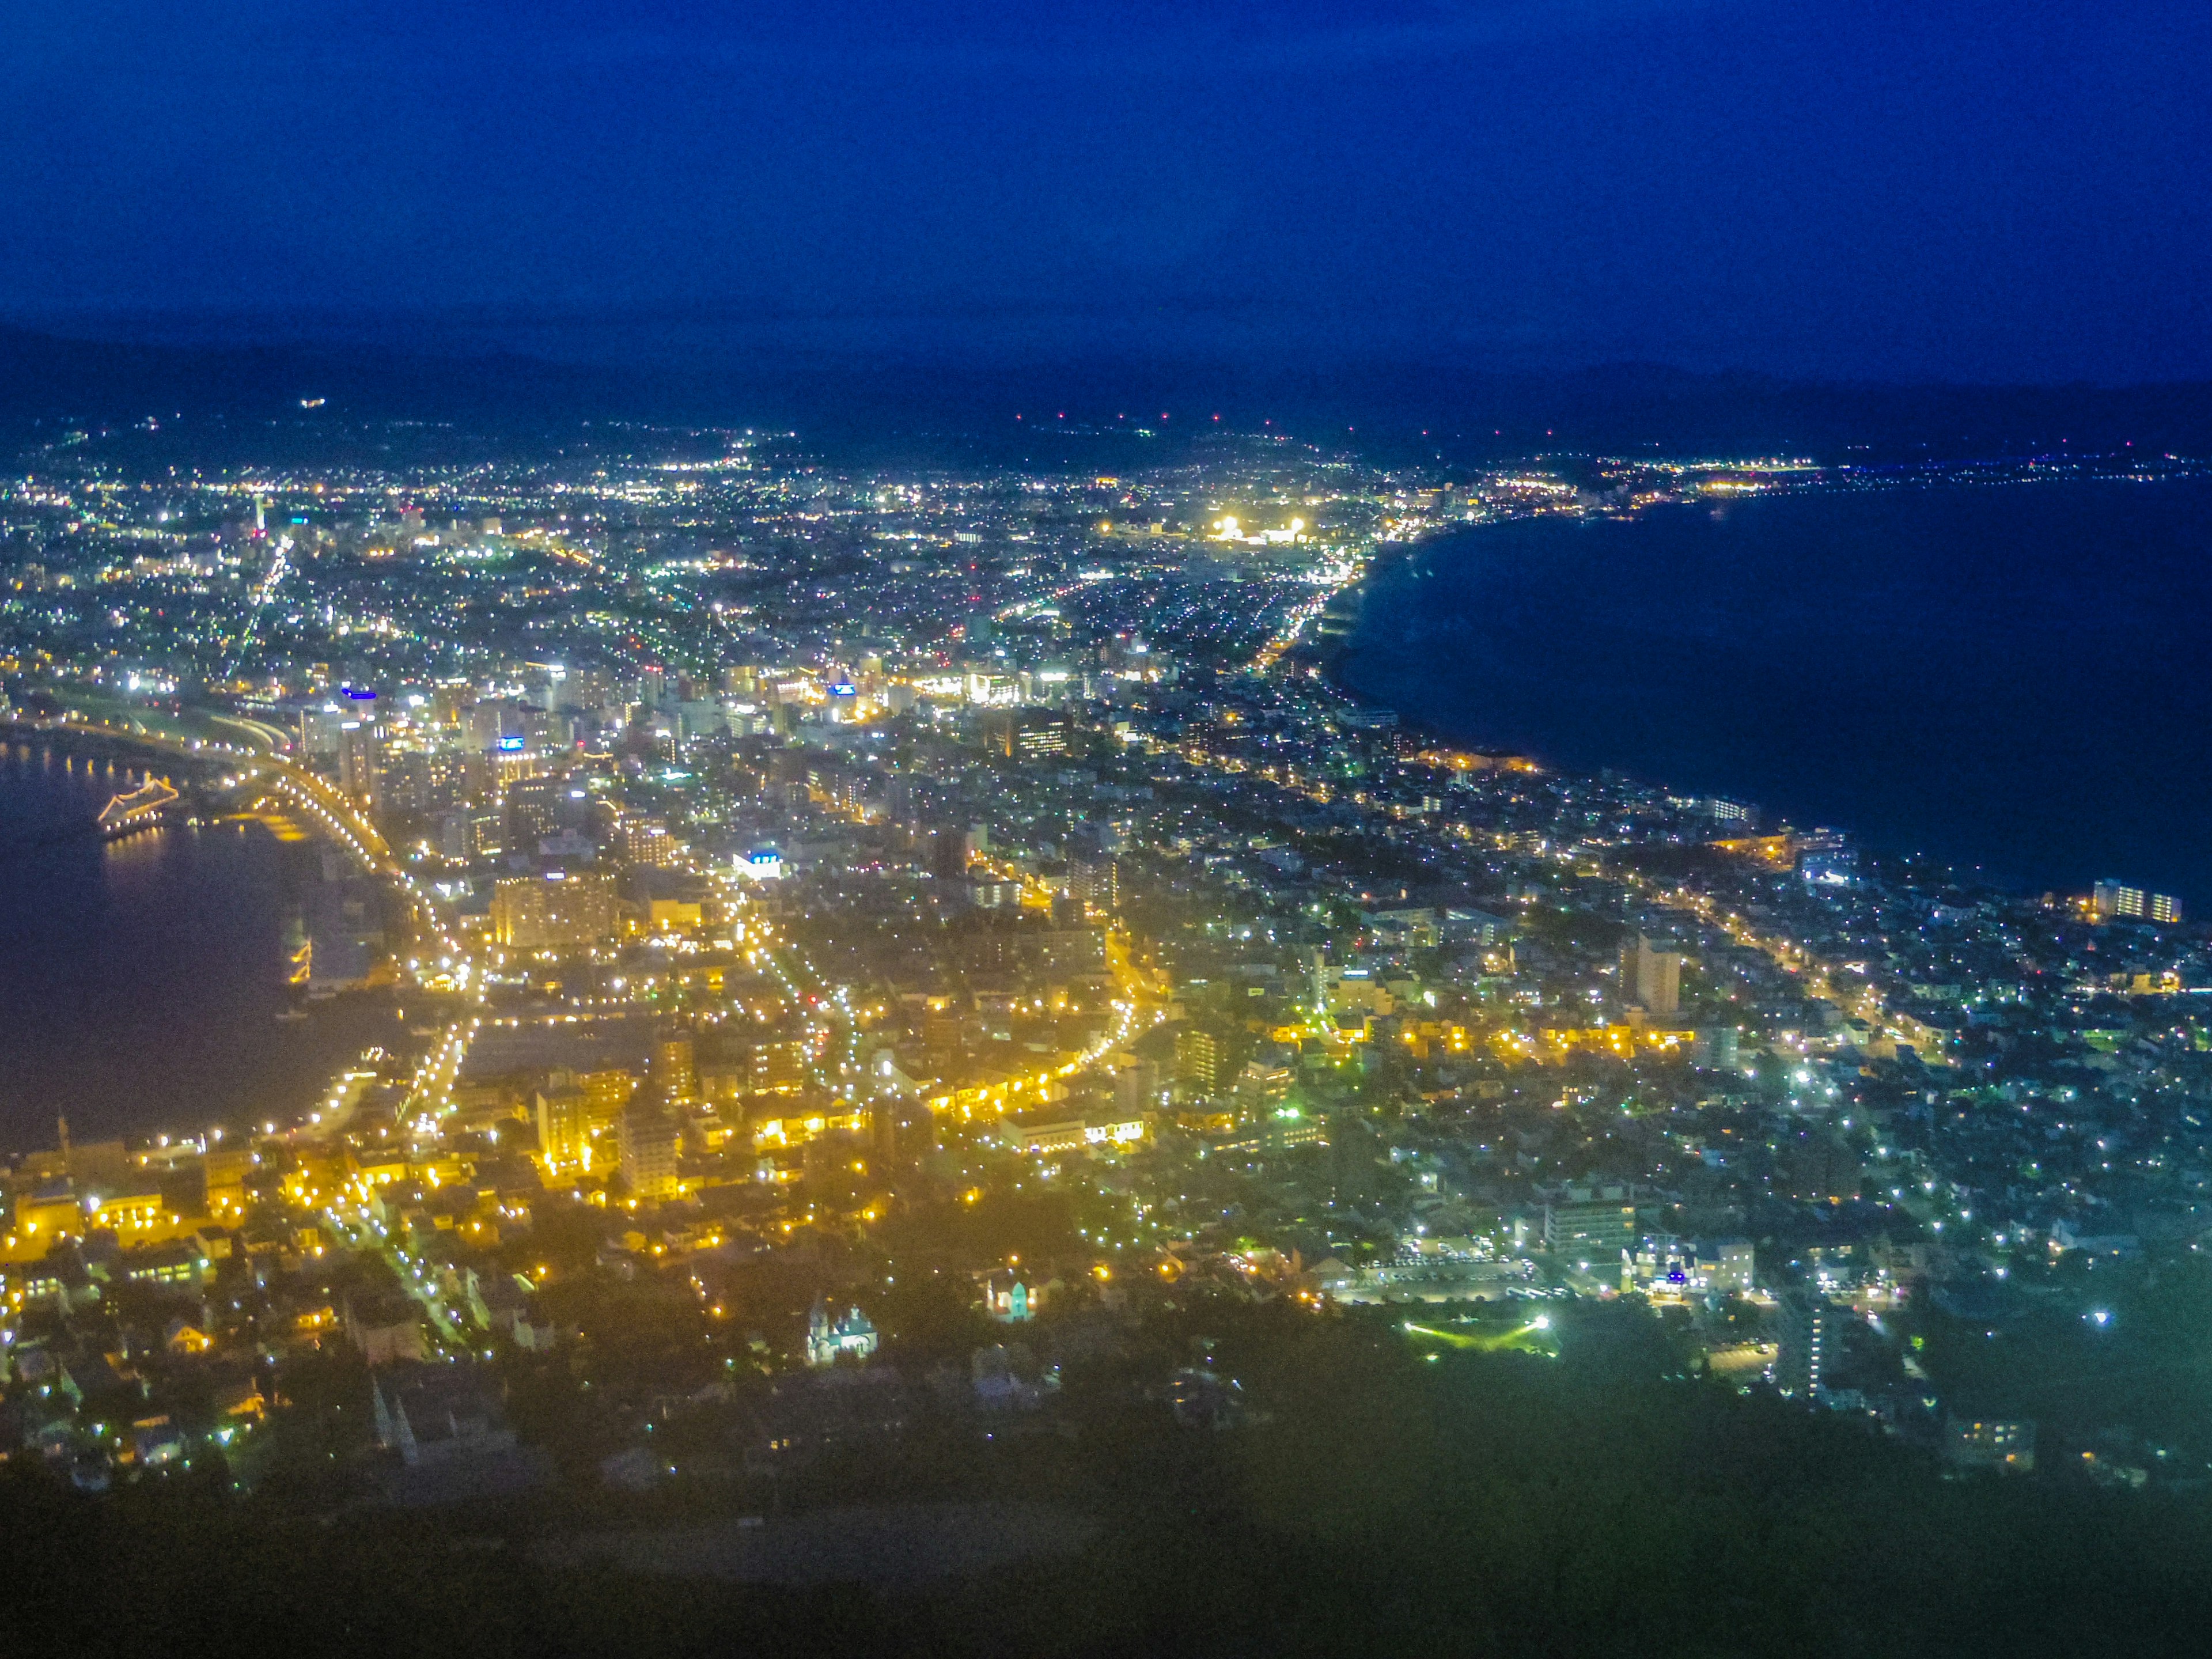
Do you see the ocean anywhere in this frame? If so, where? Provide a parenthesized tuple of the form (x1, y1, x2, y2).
(0, 743, 397, 1154)
(1336, 475, 2212, 903)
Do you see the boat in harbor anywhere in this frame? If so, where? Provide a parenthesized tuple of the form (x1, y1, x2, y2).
(96, 778, 180, 839)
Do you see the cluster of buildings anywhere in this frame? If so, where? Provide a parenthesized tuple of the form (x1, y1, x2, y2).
(1, 426, 2206, 1490)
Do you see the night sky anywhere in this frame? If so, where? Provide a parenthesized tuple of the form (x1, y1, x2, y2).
(5, 0, 2208, 382)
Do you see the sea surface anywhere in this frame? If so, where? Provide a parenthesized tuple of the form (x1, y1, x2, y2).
(0, 743, 395, 1154)
(1337, 476, 2212, 903)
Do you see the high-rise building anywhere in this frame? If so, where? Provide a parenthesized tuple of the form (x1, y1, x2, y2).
(376, 749, 433, 816)
(582, 1068, 638, 1127)
(466, 698, 528, 755)
(1231, 1060, 1292, 1118)
(1619, 935, 1684, 1017)
(535, 1070, 632, 1171)
(1176, 1028, 1222, 1093)
(929, 827, 971, 879)
(1070, 853, 1120, 912)
(506, 775, 586, 849)
(298, 704, 347, 760)
(336, 721, 381, 812)
(430, 683, 474, 729)
(616, 1100, 682, 1200)
(1775, 1289, 1836, 1399)
(622, 817, 679, 868)
(457, 809, 505, 859)
(652, 1034, 698, 1104)
(2092, 881, 2182, 925)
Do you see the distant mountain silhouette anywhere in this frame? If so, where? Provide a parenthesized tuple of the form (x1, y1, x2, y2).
(0, 323, 634, 426)
(4, 321, 2210, 463)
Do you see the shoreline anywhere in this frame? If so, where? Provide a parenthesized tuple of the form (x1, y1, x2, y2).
(1304, 531, 1463, 748)
(1306, 520, 1949, 878)
(1298, 491, 2176, 907)
(0, 752, 389, 1162)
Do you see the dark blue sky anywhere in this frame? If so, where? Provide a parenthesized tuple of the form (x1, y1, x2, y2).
(5, 0, 2207, 382)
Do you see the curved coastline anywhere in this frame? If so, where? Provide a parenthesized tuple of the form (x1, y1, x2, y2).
(1310, 476, 2212, 904)
(1309, 531, 1471, 750)
(0, 740, 393, 1158)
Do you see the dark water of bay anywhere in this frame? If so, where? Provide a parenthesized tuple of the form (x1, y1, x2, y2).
(1339, 477, 2212, 903)
(0, 743, 395, 1154)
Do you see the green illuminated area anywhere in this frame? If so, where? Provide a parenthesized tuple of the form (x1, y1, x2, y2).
(1403, 1312, 1560, 1359)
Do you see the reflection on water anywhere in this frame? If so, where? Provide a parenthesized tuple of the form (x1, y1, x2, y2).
(0, 741, 393, 1152)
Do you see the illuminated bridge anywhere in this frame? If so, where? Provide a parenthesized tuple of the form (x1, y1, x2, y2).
(40, 703, 464, 973)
